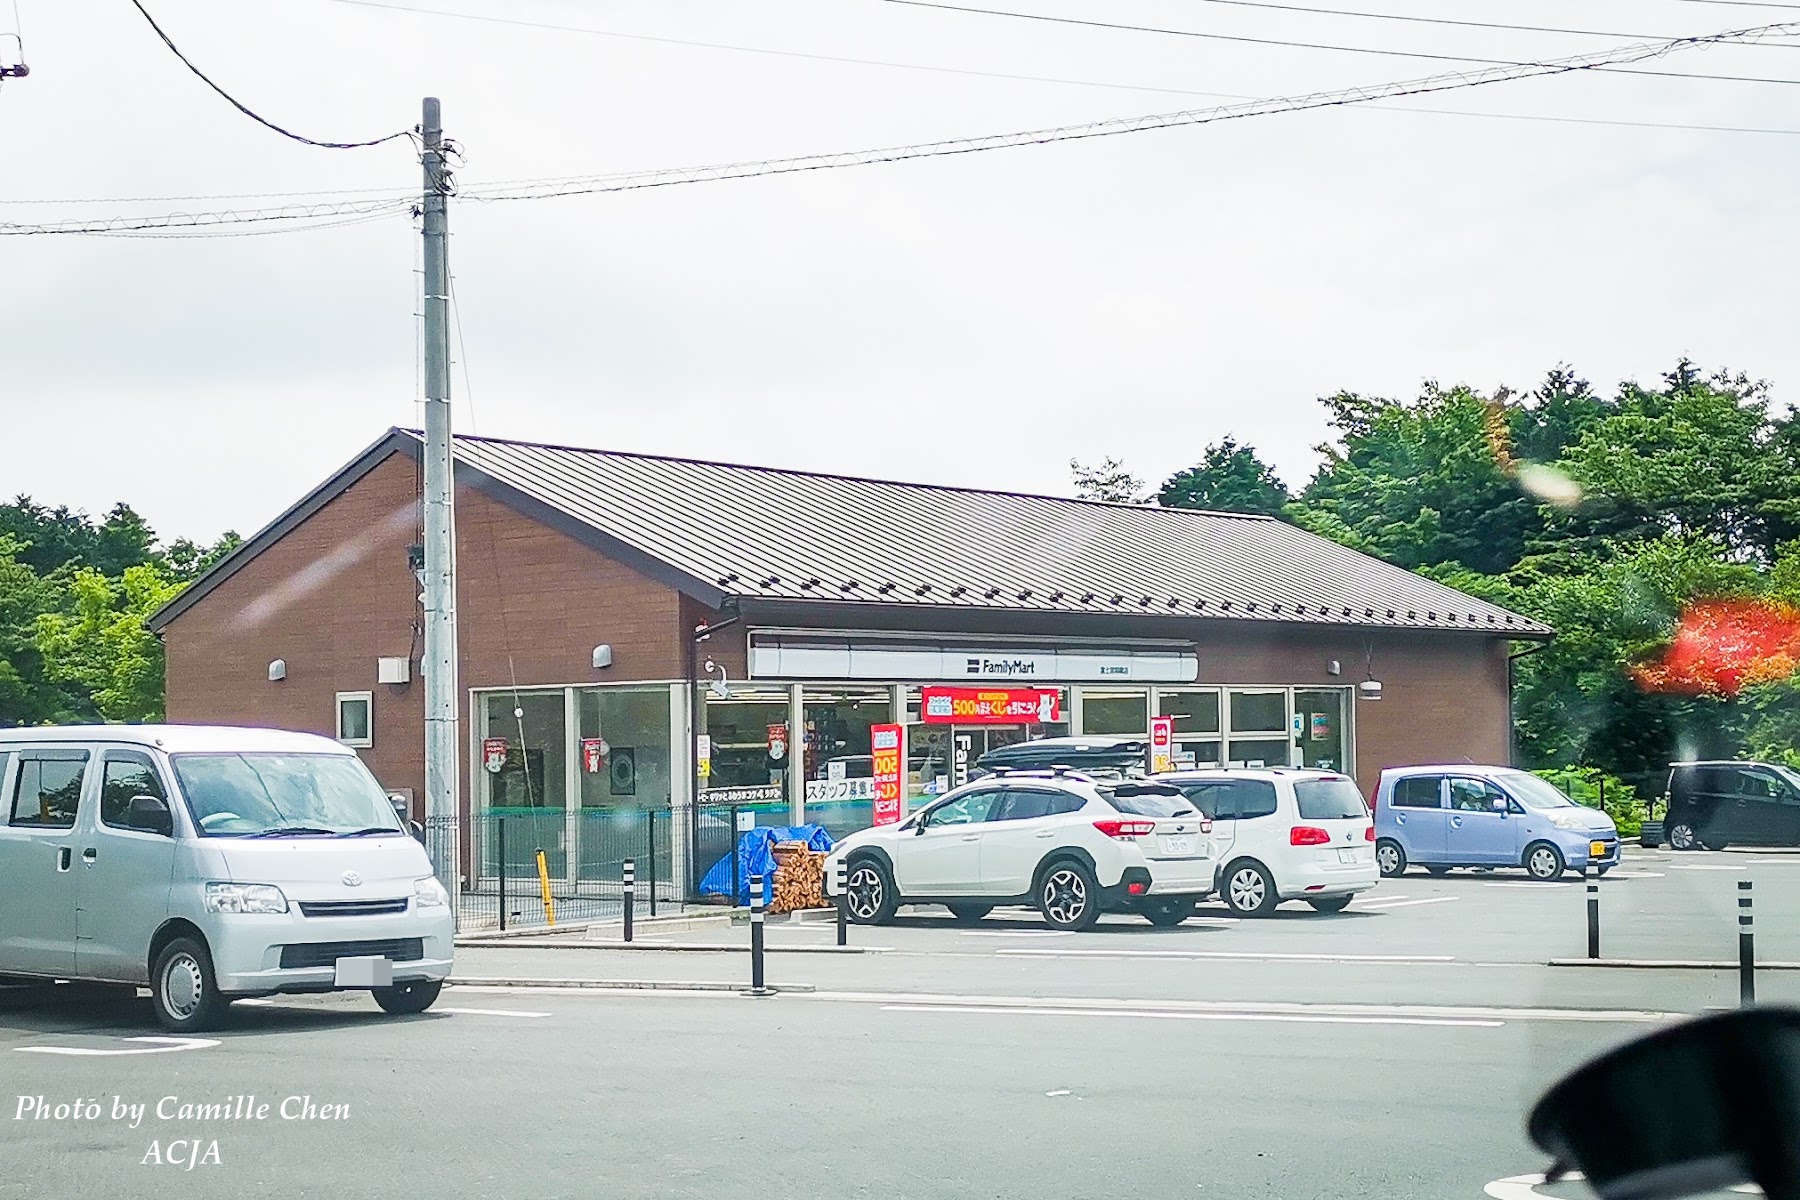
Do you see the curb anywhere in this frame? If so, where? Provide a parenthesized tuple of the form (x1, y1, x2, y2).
(1548, 958, 1800, 970)
(448, 976, 815, 993)
(459, 939, 883, 955)
(456, 912, 733, 943)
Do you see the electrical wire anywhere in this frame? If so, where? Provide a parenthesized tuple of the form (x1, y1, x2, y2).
(8, 19, 1796, 236)
(869, 0, 1800, 85)
(1676, 1, 1800, 9)
(1177, 0, 1800, 45)
(128, 0, 414, 149)
(0, 182, 414, 206)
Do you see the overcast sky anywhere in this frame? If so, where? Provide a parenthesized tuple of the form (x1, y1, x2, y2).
(4, 0, 1799, 545)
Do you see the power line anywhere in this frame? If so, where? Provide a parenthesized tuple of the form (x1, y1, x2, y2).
(128, 0, 414, 149)
(1180, 0, 1800, 45)
(1675, 1, 1800, 9)
(9, 19, 1796, 236)
(869, 0, 1800, 85)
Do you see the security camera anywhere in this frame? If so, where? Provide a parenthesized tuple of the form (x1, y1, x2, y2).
(1358, 680, 1383, 701)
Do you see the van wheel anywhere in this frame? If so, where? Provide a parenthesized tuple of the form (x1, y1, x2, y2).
(1037, 861, 1101, 931)
(1524, 841, 1566, 881)
(151, 937, 229, 1033)
(372, 980, 442, 1015)
(1223, 860, 1278, 917)
(1375, 839, 1407, 878)
(845, 858, 899, 925)
(1668, 822, 1700, 852)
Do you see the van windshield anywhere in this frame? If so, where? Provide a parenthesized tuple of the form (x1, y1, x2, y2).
(1496, 771, 1578, 809)
(171, 753, 405, 837)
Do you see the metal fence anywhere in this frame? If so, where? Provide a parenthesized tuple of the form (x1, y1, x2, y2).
(427, 809, 677, 931)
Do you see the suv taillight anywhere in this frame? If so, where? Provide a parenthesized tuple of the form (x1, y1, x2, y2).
(1290, 825, 1331, 846)
(1094, 819, 1157, 839)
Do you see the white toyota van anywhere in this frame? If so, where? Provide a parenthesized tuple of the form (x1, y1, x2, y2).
(0, 725, 455, 1031)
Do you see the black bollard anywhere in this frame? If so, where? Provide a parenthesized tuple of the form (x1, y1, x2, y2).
(1740, 879, 1756, 1007)
(1587, 881, 1600, 960)
(623, 857, 635, 943)
(747, 873, 772, 996)
(835, 858, 848, 948)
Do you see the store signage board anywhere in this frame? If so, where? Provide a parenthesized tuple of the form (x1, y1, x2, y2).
(1149, 716, 1174, 773)
(482, 737, 509, 774)
(920, 686, 1062, 725)
(696, 734, 712, 778)
(580, 738, 606, 774)
(749, 638, 1197, 683)
(871, 723, 903, 825)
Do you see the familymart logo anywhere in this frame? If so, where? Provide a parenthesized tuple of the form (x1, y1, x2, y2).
(966, 657, 1037, 676)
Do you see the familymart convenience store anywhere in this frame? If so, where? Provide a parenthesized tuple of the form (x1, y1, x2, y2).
(689, 633, 1357, 837)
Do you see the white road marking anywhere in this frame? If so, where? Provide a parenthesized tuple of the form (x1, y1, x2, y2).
(1358, 896, 1460, 910)
(435, 1006, 552, 1018)
(1484, 882, 1571, 889)
(1602, 871, 1664, 878)
(1485, 1171, 1759, 1198)
(882, 1003, 1503, 1028)
(957, 930, 1073, 938)
(1668, 862, 1746, 871)
(819, 990, 1676, 1022)
(1044, 1089, 1072, 1097)
(994, 947, 1454, 963)
(14, 1036, 219, 1057)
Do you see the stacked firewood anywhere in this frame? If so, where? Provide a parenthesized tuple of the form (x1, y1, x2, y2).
(769, 842, 827, 913)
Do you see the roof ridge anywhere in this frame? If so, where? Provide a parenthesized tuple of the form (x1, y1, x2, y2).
(391, 426, 1278, 522)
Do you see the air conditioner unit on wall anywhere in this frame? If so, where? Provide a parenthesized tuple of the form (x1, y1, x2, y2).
(377, 656, 411, 685)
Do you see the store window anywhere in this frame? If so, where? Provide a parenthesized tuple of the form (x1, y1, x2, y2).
(803, 687, 892, 840)
(1081, 689, 1148, 736)
(701, 687, 792, 794)
(481, 691, 568, 811)
(1227, 688, 1292, 768)
(1294, 688, 1350, 774)
(1156, 688, 1222, 767)
(577, 687, 673, 809)
(335, 691, 372, 748)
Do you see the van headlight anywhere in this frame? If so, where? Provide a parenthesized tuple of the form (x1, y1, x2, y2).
(1547, 811, 1586, 830)
(205, 882, 289, 914)
(413, 876, 449, 908)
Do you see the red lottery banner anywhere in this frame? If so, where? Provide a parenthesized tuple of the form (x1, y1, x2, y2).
(482, 737, 509, 774)
(580, 738, 606, 774)
(920, 686, 1062, 725)
(871, 723, 903, 826)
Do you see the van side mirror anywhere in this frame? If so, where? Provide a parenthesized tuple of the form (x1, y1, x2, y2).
(1492, 796, 1508, 813)
(409, 820, 425, 845)
(127, 794, 173, 836)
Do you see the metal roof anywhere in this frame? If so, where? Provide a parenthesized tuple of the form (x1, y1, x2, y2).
(149, 428, 1549, 637)
(442, 430, 1547, 636)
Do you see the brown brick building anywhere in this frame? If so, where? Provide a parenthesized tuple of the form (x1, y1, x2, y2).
(148, 428, 1549, 897)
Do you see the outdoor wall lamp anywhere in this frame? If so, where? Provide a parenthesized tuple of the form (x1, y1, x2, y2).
(703, 659, 731, 699)
(592, 644, 613, 670)
(267, 659, 287, 682)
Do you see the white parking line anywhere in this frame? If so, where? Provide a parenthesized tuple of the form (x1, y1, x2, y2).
(1484, 882, 1571, 889)
(957, 930, 1073, 938)
(1485, 1171, 1758, 1198)
(881, 1003, 1504, 1029)
(1668, 863, 1746, 871)
(14, 1036, 219, 1057)
(994, 948, 1454, 963)
(824, 991, 1680, 1024)
(434, 1006, 552, 1018)
(1359, 896, 1460, 910)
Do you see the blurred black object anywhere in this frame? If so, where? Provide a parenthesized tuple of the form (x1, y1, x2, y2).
(1529, 1007, 1800, 1199)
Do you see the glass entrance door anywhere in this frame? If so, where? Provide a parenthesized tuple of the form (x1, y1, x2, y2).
(1226, 689, 1293, 768)
(479, 691, 569, 880)
(1294, 689, 1349, 773)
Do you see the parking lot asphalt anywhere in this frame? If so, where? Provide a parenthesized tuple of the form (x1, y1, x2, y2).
(3, 844, 1789, 1200)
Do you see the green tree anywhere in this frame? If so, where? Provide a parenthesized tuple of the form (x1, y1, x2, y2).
(162, 530, 242, 582)
(34, 564, 183, 723)
(1157, 438, 1291, 516)
(1069, 456, 1145, 503)
(0, 536, 88, 725)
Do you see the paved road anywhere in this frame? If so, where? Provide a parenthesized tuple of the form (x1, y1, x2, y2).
(1, 982, 1651, 1200)
(2, 845, 1788, 1200)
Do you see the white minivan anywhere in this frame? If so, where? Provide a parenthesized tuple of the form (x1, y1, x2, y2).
(0, 725, 455, 1031)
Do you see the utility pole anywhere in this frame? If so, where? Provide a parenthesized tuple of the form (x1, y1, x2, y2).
(420, 96, 459, 909)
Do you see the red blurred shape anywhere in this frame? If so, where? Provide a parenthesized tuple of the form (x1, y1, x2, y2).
(1631, 598, 1800, 698)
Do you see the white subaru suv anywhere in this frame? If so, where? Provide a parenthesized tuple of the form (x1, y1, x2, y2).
(1162, 768, 1379, 916)
(822, 770, 1216, 931)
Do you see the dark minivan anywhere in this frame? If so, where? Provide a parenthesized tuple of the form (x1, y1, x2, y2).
(1664, 761, 1800, 851)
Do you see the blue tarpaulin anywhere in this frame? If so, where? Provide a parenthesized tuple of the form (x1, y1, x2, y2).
(699, 824, 834, 904)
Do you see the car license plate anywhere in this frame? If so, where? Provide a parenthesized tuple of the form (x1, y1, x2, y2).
(1337, 848, 1360, 864)
(1160, 835, 1194, 856)
(1590, 840, 1607, 858)
(333, 955, 392, 987)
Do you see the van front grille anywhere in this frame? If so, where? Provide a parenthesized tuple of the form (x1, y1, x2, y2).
(297, 898, 410, 917)
(278, 939, 424, 970)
